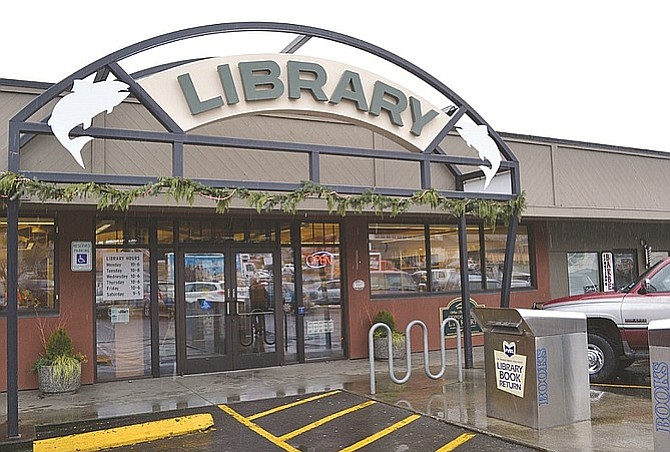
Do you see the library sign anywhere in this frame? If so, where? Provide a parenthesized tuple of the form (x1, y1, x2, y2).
(138, 54, 451, 152)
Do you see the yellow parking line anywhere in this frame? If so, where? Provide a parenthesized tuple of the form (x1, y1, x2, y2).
(341, 414, 421, 451)
(32, 413, 214, 452)
(248, 390, 341, 420)
(435, 432, 476, 451)
(278, 400, 376, 441)
(592, 383, 651, 390)
(218, 404, 300, 452)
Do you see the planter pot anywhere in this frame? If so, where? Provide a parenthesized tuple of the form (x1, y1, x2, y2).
(373, 336, 406, 360)
(37, 363, 81, 395)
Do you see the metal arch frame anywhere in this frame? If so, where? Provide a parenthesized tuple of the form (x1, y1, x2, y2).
(9, 21, 520, 196)
(4, 22, 522, 439)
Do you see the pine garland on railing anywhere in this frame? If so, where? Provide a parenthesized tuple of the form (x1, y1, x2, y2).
(0, 172, 525, 226)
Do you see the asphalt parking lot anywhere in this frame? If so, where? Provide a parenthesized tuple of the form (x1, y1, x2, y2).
(32, 390, 540, 451)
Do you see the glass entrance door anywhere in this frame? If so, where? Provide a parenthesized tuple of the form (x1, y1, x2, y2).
(181, 249, 280, 373)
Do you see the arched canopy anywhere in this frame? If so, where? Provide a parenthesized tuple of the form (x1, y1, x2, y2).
(9, 22, 520, 201)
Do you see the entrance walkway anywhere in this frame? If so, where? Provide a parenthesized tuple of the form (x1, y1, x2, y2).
(0, 347, 655, 451)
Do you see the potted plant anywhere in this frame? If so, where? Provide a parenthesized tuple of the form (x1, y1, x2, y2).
(372, 310, 406, 360)
(31, 327, 87, 394)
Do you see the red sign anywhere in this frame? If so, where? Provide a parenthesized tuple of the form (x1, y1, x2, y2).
(305, 251, 334, 269)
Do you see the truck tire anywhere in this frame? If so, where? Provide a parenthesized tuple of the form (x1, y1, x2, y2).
(587, 332, 617, 383)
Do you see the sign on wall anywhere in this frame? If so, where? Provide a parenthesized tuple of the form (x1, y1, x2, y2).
(602, 252, 614, 292)
(71, 241, 92, 272)
(441, 298, 484, 336)
(103, 252, 144, 301)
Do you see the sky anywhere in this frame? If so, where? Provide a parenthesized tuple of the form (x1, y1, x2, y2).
(2, 1, 669, 152)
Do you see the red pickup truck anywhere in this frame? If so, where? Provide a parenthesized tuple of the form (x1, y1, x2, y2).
(537, 257, 670, 382)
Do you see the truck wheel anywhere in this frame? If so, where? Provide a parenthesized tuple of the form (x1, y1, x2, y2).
(587, 332, 617, 383)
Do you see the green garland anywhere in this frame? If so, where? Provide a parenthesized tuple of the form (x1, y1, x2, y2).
(0, 172, 525, 226)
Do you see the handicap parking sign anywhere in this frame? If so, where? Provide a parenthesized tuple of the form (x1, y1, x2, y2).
(199, 299, 212, 310)
(71, 241, 92, 272)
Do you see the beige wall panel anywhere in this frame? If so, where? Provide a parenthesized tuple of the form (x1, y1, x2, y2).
(103, 101, 166, 132)
(372, 133, 408, 152)
(183, 144, 309, 182)
(103, 140, 173, 176)
(372, 134, 421, 189)
(0, 91, 40, 170)
(193, 115, 374, 148)
(374, 159, 421, 189)
(440, 133, 474, 158)
(554, 146, 670, 210)
(430, 163, 456, 190)
(320, 155, 375, 186)
(507, 140, 554, 206)
(20, 134, 94, 172)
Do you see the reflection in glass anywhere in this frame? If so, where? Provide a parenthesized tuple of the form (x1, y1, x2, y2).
(368, 224, 423, 295)
(95, 248, 151, 381)
(157, 250, 175, 376)
(484, 225, 531, 289)
(236, 252, 276, 356)
(183, 253, 226, 359)
(567, 252, 600, 296)
(301, 238, 343, 360)
(0, 217, 55, 310)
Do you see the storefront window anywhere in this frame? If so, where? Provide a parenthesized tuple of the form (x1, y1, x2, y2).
(95, 219, 149, 246)
(178, 219, 276, 243)
(484, 225, 532, 289)
(369, 222, 534, 296)
(281, 246, 297, 363)
(95, 247, 152, 381)
(0, 217, 56, 311)
(567, 252, 600, 295)
(613, 251, 636, 291)
(300, 223, 343, 360)
(157, 221, 174, 245)
(157, 249, 176, 376)
(429, 225, 482, 292)
(368, 224, 424, 295)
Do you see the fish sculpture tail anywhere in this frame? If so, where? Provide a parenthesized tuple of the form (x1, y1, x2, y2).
(479, 164, 497, 189)
(67, 136, 94, 168)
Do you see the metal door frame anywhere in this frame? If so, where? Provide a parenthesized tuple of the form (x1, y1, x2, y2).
(176, 244, 282, 375)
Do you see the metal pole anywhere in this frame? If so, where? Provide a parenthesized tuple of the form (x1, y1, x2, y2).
(500, 214, 519, 308)
(6, 197, 20, 438)
(458, 213, 473, 368)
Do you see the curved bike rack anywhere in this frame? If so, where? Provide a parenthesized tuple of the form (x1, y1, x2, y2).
(368, 317, 462, 394)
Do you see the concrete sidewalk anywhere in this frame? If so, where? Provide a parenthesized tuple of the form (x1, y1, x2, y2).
(0, 347, 655, 451)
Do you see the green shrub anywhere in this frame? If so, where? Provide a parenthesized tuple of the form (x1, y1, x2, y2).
(31, 327, 86, 374)
(45, 328, 74, 359)
(372, 310, 400, 338)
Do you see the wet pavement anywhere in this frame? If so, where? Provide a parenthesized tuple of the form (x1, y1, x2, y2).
(0, 347, 655, 451)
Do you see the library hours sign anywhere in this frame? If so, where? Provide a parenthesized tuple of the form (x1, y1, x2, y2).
(103, 252, 144, 301)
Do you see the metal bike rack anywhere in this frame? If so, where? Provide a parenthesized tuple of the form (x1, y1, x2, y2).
(368, 317, 462, 394)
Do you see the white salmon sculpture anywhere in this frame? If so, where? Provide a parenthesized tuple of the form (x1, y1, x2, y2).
(48, 79, 130, 168)
(455, 123, 502, 189)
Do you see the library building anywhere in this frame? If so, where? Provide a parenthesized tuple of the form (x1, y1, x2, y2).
(2, 23, 669, 397)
